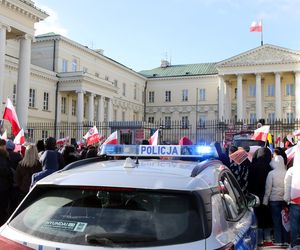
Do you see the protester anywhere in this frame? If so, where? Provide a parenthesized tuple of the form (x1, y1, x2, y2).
(36, 139, 45, 158)
(263, 151, 288, 246)
(16, 144, 42, 201)
(60, 144, 78, 165)
(248, 147, 273, 246)
(6, 140, 22, 170)
(0, 139, 13, 225)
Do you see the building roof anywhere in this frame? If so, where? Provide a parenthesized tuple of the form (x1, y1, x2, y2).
(139, 63, 218, 78)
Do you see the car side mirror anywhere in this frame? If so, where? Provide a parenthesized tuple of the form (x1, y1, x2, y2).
(246, 193, 260, 208)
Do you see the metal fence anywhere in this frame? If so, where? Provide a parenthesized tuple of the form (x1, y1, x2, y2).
(18, 118, 300, 145)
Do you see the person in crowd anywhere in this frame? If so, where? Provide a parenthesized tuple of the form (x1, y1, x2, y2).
(36, 139, 45, 158)
(16, 144, 42, 202)
(274, 147, 287, 166)
(5, 139, 23, 215)
(31, 137, 64, 187)
(248, 147, 273, 246)
(228, 145, 251, 194)
(284, 163, 300, 248)
(0, 139, 13, 225)
(263, 150, 288, 246)
(60, 144, 78, 165)
(86, 146, 98, 158)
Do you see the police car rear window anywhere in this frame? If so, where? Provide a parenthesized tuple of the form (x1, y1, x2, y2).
(10, 186, 207, 247)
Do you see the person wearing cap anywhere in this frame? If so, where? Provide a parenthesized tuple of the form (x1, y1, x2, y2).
(0, 139, 13, 225)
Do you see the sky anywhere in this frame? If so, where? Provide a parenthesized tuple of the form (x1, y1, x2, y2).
(33, 0, 300, 72)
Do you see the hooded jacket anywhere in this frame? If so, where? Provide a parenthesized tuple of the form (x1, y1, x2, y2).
(263, 155, 287, 205)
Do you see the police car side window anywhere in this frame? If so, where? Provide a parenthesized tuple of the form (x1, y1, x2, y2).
(219, 172, 246, 221)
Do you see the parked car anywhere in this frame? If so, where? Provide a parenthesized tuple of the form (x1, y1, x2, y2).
(0, 145, 259, 250)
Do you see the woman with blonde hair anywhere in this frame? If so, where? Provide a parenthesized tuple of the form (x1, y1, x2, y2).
(16, 144, 42, 202)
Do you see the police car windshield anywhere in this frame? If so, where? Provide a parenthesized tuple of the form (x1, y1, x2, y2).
(10, 186, 207, 247)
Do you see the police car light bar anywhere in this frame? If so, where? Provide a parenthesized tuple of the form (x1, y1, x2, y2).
(99, 144, 217, 158)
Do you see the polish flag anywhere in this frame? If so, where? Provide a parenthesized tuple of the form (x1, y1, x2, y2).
(148, 129, 159, 145)
(250, 21, 262, 32)
(0, 129, 7, 140)
(286, 145, 296, 163)
(294, 130, 300, 137)
(2, 98, 21, 136)
(83, 126, 104, 146)
(13, 128, 25, 145)
(56, 136, 70, 145)
(291, 143, 300, 204)
(251, 125, 270, 141)
(102, 131, 118, 145)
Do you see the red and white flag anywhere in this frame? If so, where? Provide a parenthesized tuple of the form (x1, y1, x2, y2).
(56, 136, 70, 146)
(251, 125, 270, 141)
(102, 131, 118, 145)
(83, 126, 104, 146)
(250, 21, 262, 32)
(2, 98, 21, 136)
(291, 143, 300, 204)
(294, 130, 300, 137)
(13, 128, 25, 145)
(148, 129, 159, 145)
(286, 144, 296, 163)
(0, 129, 7, 140)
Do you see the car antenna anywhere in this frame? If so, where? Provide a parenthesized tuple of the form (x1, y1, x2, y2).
(135, 156, 139, 165)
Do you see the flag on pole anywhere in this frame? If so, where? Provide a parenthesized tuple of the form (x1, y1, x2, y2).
(0, 129, 7, 140)
(56, 136, 70, 146)
(250, 21, 262, 32)
(2, 98, 21, 136)
(148, 129, 159, 145)
(102, 131, 118, 145)
(13, 128, 25, 145)
(251, 125, 270, 141)
(291, 143, 300, 204)
(83, 126, 104, 146)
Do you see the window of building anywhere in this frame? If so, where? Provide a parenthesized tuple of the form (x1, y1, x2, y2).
(71, 100, 76, 116)
(287, 112, 294, 123)
(42, 130, 48, 141)
(61, 97, 66, 114)
(182, 89, 188, 102)
(62, 59, 68, 72)
(199, 115, 206, 128)
(268, 84, 275, 96)
(250, 113, 256, 123)
(148, 116, 154, 123)
(122, 83, 126, 96)
(148, 91, 154, 103)
(72, 59, 77, 72)
(122, 111, 125, 121)
(165, 116, 171, 128)
(27, 129, 34, 140)
(199, 89, 206, 101)
(286, 84, 294, 96)
(134, 83, 137, 100)
(234, 88, 237, 99)
(182, 116, 189, 129)
(268, 113, 275, 124)
(113, 80, 118, 87)
(13, 84, 17, 105)
(249, 84, 256, 97)
(83, 67, 88, 73)
(165, 91, 171, 102)
(43, 92, 49, 111)
(29, 88, 36, 108)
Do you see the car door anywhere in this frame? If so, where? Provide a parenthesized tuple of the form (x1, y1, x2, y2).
(219, 171, 257, 250)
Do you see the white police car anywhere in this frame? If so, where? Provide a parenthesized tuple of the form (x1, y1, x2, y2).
(0, 145, 259, 250)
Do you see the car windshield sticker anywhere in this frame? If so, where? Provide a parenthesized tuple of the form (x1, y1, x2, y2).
(40, 220, 87, 232)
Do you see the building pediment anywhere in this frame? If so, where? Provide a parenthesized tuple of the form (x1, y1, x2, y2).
(217, 44, 300, 68)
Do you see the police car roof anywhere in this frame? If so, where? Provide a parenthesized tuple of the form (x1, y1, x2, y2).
(37, 159, 223, 191)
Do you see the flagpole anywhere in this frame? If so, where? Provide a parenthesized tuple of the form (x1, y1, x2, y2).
(261, 19, 263, 46)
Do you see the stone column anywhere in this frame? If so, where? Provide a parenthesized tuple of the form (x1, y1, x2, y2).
(108, 98, 113, 122)
(76, 90, 84, 123)
(88, 93, 95, 122)
(295, 71, 300, 118)
(218, 76, 225, 120)
(97, 96, 104, 122)
(224, 81, 232, 120)
(0, 24, 10, 113)
(256, 73, 262, 119)
(275, 72, 282, 119)
(237, 74, 243, 120)
(16, 34, 32, 130)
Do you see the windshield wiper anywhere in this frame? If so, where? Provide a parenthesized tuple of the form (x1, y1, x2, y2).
(85, 233, 157, 245)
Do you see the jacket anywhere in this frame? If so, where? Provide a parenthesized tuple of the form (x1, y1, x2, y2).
(0, 149, 13, 191)
(284, 166, 294, 204)
(263, 155, 287, 205)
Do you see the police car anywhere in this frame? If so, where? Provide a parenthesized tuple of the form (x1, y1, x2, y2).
(0, 144, 259, 250)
